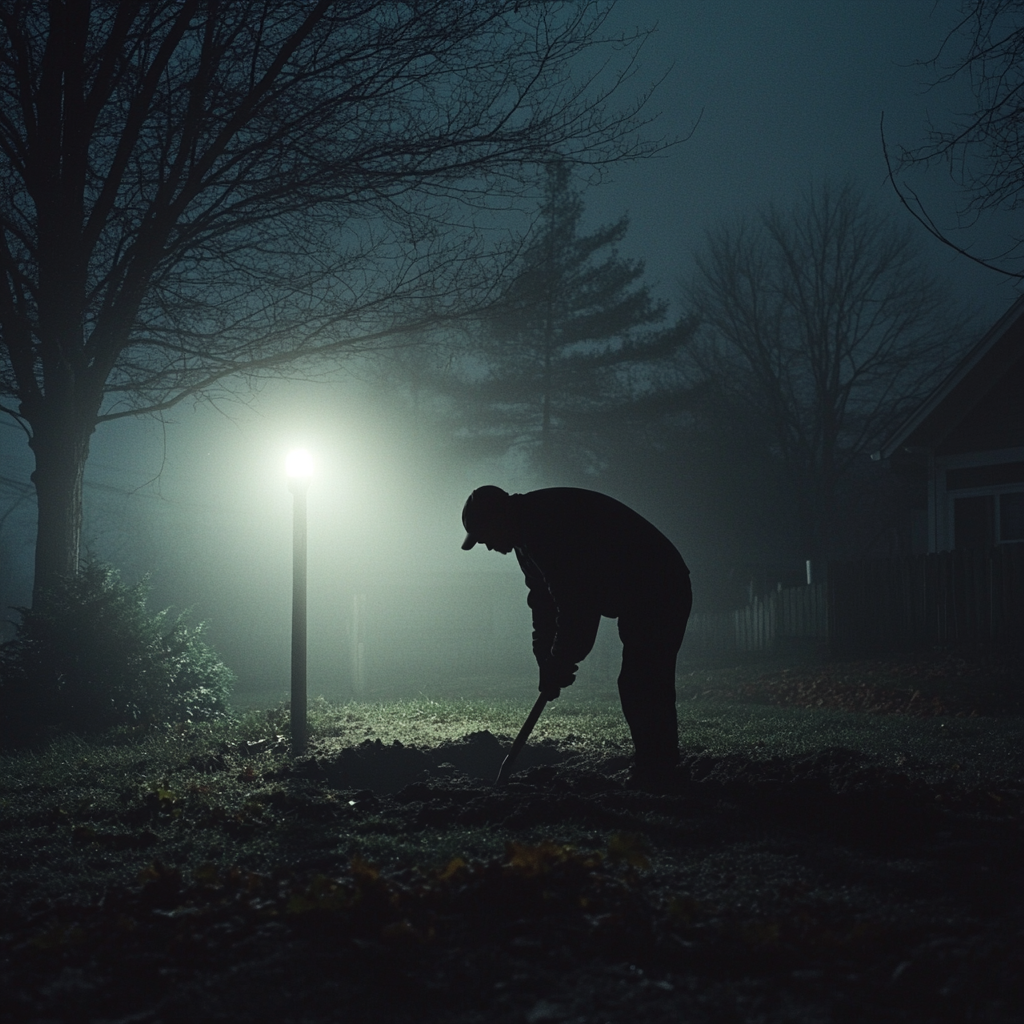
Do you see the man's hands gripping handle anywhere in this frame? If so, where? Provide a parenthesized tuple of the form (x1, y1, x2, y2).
(538, 658, 577, 701)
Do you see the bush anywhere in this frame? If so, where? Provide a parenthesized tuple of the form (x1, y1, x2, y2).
(0, 563, 234, 746)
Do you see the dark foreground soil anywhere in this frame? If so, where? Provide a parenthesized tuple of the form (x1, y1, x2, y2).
(2, 652, 1023, 1024)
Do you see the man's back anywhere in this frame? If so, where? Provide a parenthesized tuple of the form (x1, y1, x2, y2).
(510, 487, 688, 617)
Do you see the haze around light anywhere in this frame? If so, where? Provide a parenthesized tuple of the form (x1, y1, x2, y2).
(1, 0, 1020, 710)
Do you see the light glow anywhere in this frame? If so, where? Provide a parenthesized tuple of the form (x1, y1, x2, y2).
(286, 448, 314, 479)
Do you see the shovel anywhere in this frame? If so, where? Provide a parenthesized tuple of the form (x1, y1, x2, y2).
(495, 692, 550, 787)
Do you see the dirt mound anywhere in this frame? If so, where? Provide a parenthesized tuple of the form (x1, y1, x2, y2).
(288, 729, 572, 793)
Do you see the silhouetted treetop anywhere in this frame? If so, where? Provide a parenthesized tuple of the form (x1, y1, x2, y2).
(0, 0, 672, 596)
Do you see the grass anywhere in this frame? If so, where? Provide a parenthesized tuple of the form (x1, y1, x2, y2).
(2, 680, 1023, 913)
(4, 687, 1023, 812)
(675, 700, 1024, 784)
(308, 693, 632, 750)
(302, 690, 1024, 784)
(4, 662, 1023, 1024)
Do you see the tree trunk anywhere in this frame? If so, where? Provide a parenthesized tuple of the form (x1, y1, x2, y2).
(28, 407, 95, 604)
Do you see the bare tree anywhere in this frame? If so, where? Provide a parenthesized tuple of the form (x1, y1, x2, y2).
(890, 0, 1024, 276)
(0, 0, 669, 600)
(684, 181, 968, 563)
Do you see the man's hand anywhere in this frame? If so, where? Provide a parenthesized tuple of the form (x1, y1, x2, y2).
(538, 659, 577, 700)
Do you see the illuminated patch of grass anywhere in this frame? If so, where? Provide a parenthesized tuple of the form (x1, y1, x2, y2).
(5, 692, 1023, 795)
(2, 689, 1023, 915)
(309, 691, 1024, 785)
(306, 694, 633, 753)
(6, 693, 1020, 807)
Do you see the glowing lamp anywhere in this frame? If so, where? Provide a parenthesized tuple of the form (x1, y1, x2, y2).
(286, 447, 314, 482)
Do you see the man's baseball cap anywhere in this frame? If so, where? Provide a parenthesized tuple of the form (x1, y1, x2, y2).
(460, 485, 509, 549)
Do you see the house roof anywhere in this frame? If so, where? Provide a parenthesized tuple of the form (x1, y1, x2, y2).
(873, 293, 1024, 460)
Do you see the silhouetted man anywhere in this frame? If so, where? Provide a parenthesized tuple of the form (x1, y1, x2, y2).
(460, 485, 692, 780)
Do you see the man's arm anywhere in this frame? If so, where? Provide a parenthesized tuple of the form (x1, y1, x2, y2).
(518, 549, 602, 697)
(518, 548, 555, 650)
(519, 550, 577, 698)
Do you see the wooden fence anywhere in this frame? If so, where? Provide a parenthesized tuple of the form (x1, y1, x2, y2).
(828, 545, 1024, 656)
(334, 548, 1021, 686)
(682, 583, 827, 660)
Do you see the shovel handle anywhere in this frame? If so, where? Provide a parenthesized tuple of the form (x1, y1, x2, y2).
(495, 693, 549, 787)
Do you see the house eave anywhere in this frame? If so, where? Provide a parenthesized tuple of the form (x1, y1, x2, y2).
(874, 292, 1024, 461)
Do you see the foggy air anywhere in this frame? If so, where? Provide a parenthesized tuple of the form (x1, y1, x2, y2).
(0, 1, 1017, 705)
(2, 4, 1023, 1020)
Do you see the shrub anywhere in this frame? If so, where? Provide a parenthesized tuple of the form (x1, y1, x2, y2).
(0, 562, 234, 746)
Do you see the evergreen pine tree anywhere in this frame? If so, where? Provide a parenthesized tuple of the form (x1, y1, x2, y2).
(458, 163, 675, 483)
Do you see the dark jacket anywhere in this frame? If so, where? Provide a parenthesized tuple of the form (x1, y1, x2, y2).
(509, 488, 689, 665)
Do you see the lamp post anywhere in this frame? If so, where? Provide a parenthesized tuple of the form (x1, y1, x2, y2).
(286, 448, 313, 754)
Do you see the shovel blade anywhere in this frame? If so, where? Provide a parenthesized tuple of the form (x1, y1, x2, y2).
(495, 753, 514, 787)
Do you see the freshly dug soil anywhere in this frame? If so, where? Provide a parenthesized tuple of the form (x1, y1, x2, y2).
(3, 720, 1023, 1023)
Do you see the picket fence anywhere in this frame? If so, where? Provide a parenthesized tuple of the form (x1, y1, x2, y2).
(681, 583, 827, 661)
(334, 548, 1021, 691)
(684, 547, 1023, 660)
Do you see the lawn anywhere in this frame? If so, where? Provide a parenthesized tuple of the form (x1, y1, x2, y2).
(1, 649, 1022, 1023)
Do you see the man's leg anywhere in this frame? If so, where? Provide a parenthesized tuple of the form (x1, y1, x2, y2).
(616, 577, 692, 771)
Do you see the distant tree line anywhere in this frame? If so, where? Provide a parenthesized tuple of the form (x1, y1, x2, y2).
(0, 0, 990, 612)
(0, 0, 1010, 738)
(386, 175, 967, 604)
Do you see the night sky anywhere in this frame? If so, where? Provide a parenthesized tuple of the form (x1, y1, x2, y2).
(593, 0, 1019, 319)
(1, 0, 1019, 699)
